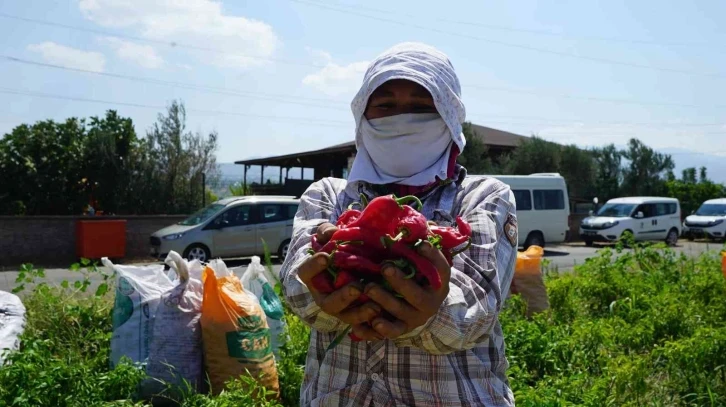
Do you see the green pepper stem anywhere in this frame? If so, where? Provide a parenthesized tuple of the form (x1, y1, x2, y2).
(347, 202, 362, 210)
(395, 195, 423, 210)
(359, 193, 370, 209)
(327, 325, 352, 352)
(450, 238, 473, 256)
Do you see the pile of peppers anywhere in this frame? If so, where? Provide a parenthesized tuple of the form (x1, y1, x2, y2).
(306, 194, 472, 346)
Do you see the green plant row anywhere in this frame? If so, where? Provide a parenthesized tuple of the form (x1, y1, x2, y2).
(1, 243, 725, 406)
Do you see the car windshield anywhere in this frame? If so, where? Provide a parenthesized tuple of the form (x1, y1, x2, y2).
(178, 203, 225, 226)
(695, 203, 726, 216)
(596, 203, 636, 218)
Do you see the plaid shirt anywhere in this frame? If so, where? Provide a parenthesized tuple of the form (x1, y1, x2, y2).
(280, 169, 517, 407)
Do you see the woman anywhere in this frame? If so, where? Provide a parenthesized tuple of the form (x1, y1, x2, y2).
(280, 42, 517, 407)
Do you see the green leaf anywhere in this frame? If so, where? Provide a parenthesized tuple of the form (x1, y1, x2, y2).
(80, 258, 90, 266)
(95, 283, 109, 297)
(73, 280, 82, 289)
(69, 263, 81, 272)
(61, 281, 69, 289)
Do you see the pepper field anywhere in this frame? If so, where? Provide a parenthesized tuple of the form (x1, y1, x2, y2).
(1, 244, 725, 407)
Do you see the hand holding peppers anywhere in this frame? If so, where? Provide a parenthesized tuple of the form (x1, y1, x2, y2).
(302, 194, 473, 347)
(296, 224, 382, 330)
(359, 241, 451, 340)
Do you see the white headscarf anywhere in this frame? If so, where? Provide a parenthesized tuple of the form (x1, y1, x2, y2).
(347, 42, 467, 186)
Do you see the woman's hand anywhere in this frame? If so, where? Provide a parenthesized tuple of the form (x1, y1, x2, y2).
(362, 241, 451, 340)
(298, 223, 383, 340)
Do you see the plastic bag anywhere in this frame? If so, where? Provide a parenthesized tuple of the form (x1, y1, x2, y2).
(0, 290, 26, 366)
(142, 251, 204, 397)
(237, 256, 287, 359)
(512, 245, 550, 317)
(201, 259, 280, 396)
(102, 258, 174, 369)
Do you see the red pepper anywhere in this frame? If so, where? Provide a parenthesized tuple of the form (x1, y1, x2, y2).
(456, 216, 472, 238)
(310, 271, 335, 293)
(333, 269, 359, 289)
(331, 251, 382, 275)
(396, 204, 429, 244)
(349, 332, 363, 342)
(311, 234, 323, 252)
(335, 242, 387, 264)
(339, 195, 420, 239)
(383, 236, 442, 290)
(429, 222, 471, 250)
(336, 209, 361, 228)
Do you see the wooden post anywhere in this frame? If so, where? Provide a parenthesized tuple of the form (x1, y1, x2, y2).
(300, 167, 303, 179)
(243, 165, 248, 191)
(278, 166, 282, 185)
(260, 165, 265, 185)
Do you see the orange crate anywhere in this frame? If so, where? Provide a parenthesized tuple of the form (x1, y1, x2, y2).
(76, 220, 127, 259)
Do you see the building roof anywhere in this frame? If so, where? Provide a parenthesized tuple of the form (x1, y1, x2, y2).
(235, 124, 528, 167)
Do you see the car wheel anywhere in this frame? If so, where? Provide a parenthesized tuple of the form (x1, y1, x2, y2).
(278, 239, 291, 261)
(687, 234, 695, 242)
(584, 239, 594, 247)
(665, 228, 679, 247)
(523, 232, 545, 250)
(184, 244, 211, 262)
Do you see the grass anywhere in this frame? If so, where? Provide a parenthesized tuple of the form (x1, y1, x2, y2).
(1, 244, 725, 406)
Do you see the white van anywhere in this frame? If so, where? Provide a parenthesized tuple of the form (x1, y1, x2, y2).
(580, 197, 681, 246)
(682, 198, 726, 241)
(489, 173, 570, 248)
(149, 195, 300, 262)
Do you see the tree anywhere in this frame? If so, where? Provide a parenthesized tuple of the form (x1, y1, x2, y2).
(503, 136, 561, 175)
(457, 122, 497, 174)
(0, 100, 221, 215)
(666, 167, 726, 216)
(620, 138, 674, 196)
(592, 144, 622, 201)
(132, 100, 220, 214)
(559, 144, 596, 200)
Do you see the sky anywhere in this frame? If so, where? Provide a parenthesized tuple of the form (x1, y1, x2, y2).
(1, 0, 725, 177)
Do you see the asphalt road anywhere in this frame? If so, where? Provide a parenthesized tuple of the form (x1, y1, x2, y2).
(1, 241, 721, 294)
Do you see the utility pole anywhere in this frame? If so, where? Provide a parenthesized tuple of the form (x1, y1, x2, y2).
(202, 172, 206, 207)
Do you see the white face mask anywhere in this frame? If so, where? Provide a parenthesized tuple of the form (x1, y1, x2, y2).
(359, 113, 452, 182)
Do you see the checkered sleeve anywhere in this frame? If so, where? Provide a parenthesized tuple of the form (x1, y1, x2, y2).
(279, 178, 348, 333)
(393, 179, 518, 354)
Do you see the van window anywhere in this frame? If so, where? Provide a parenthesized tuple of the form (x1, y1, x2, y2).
(286, 204, 299, 219)
(656, 203, 677, 216)
(512, 190, 532, 211)
(259, 204, 285, 223)
(533, 190, 565, 210)
(635, 203, 657, 218)
(218, 205, 251, 227)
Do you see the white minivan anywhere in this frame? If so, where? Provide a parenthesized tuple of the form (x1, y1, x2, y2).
(489, 173, 570, 248)
(149, 195, 300, 262)
(682, 198, 726, 241)
(580, 197, 681, 247)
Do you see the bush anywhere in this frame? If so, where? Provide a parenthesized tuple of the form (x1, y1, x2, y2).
(1, 245, 724, 406)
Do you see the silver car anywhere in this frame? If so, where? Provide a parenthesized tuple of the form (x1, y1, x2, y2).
(150, 196, 300, 263)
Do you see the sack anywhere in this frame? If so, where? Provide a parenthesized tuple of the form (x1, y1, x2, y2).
(102, 258, 174, 369)
(201, 259, 280, 396)
(0, 291, 26, 366)
(143, 251, 204, 396)
(512, 245, 550, 317)
(237, 256, 287, 359)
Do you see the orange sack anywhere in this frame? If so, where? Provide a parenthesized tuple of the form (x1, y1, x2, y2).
(201, 264, 279, 396)
(512, 245, 550, 317)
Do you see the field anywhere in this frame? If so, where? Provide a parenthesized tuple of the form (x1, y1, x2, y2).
(1, 243, 725, 407)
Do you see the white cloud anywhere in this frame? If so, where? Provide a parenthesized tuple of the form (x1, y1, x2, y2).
(302, 50, 368, 97)
(27, 42, 106, 72)
(100, 37, 164, 69)
(78, 0, 279, 69)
